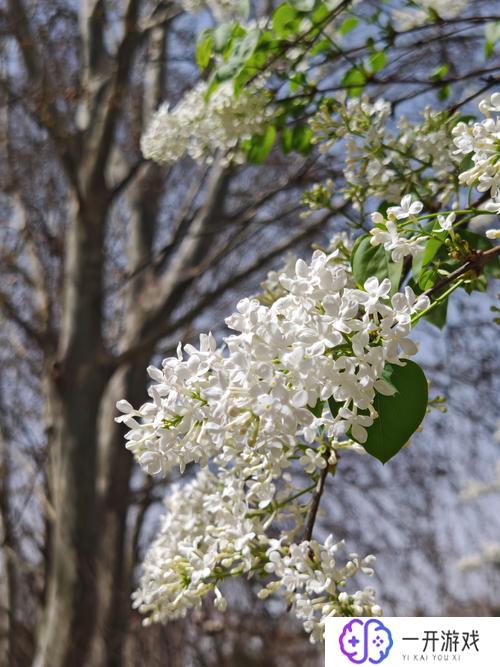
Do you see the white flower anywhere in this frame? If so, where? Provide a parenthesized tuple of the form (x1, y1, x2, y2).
(387, 195, 424, 220)
(261, 537, 378, 641)
(311, 97, 459, 209)
(392, 0, 467, 31)
(180, 0, 247, 20)
(141, 80, 273, 165)
(299, 448, 327, 474)
(436, 211, 456, 231)
(370, 219, 425, 263)
(485, 228, 500, 239)
(453, 95, 500, 214)
(478, 92, 500, 115)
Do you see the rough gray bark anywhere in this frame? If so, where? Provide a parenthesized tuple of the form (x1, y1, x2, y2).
(32, 193, 112, 667)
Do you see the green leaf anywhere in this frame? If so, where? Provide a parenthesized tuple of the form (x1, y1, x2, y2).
(281, 126, 294, 153)
(351, 235, 403, 294)
(291, 124, 313, 154)
(456, 114, 476, 125)
(214, 28, 261, 82)
(288, 70, 307, 93)
(486, 257, 500, 280)
(413, 236, 443, 282)
(458, 152, 474, 174)
(424, 297, 448, 329)
(338, 16, 358, 35)
(341, 67, 366, 97)
(233, 27, 261, 58)
(422, 236, 445, 265)
(380, 363, 399, 394)
(213, 22, 234, 52)
(311, 2, 329, 24)
(244, 125, 276, 164)
(196, 30, 214, 69)
(310, 37, 331, 56)
(411, 248, 424, 281)
(368, 50, 387, 73)
(464, 272, 488, 293)
(431, 63, 451, 99)
(362, 361, 428, 463)
(272, 3, 298, 38)
(485, 21, 500, 58)
(431, 63, 449, 80)
(418, 265, 439, 291)
(460, 229, 492, 251)
(438, 84, 450, 101)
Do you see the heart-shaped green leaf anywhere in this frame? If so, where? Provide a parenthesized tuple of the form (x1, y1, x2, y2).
(362, 360, 428, 463)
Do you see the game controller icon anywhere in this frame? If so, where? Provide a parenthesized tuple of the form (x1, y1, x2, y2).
(339, 618, 393, 664)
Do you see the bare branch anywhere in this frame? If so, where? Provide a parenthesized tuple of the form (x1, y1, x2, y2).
(5, 1, 77, 179)
(115, 207, 342, 364)
(109, 158, 146, 201)
(84, 0, 142, 190)
(80, 0, 108, 76)
(0, 291, 45, 347)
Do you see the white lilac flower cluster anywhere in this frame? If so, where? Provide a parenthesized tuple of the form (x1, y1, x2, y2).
(259, 233, 354, 305)
(179, 0, 247, 20)
(117, 248, 429, 477)
(132, 468, 263, 623)
(118, 245, 430, 639)
(131, 467, 379, 640)
(392, 0, 468, 32)
(259, 536, 380, 643)
(452, 93, 500, 215)
(369, 195, 427, 263)
(310, 96, 459, 209)
(141, 80, 273, 166)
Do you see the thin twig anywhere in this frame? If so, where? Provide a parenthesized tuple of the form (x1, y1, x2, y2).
(303, 464, 329, 543)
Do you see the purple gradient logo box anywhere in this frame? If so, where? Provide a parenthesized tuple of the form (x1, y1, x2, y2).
(339, 619, 394, 664)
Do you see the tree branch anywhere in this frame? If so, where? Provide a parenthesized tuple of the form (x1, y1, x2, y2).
(0, 291, 45, 347)
(424, 245, 500, 299)
(6, 0, 77, 178)
(85, 0, 141, 190)
(114, 207, 342, 365)
(303, 465, 329, 543)
(80, 0, 108, 75)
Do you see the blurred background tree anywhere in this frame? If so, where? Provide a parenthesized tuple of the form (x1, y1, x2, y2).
(0, 1, 498, 666)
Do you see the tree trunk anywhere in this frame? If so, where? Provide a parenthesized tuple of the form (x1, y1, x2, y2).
(90, 163, 164, 667)
(91, 355, 152, 667)
(33, 199, 110, 667)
